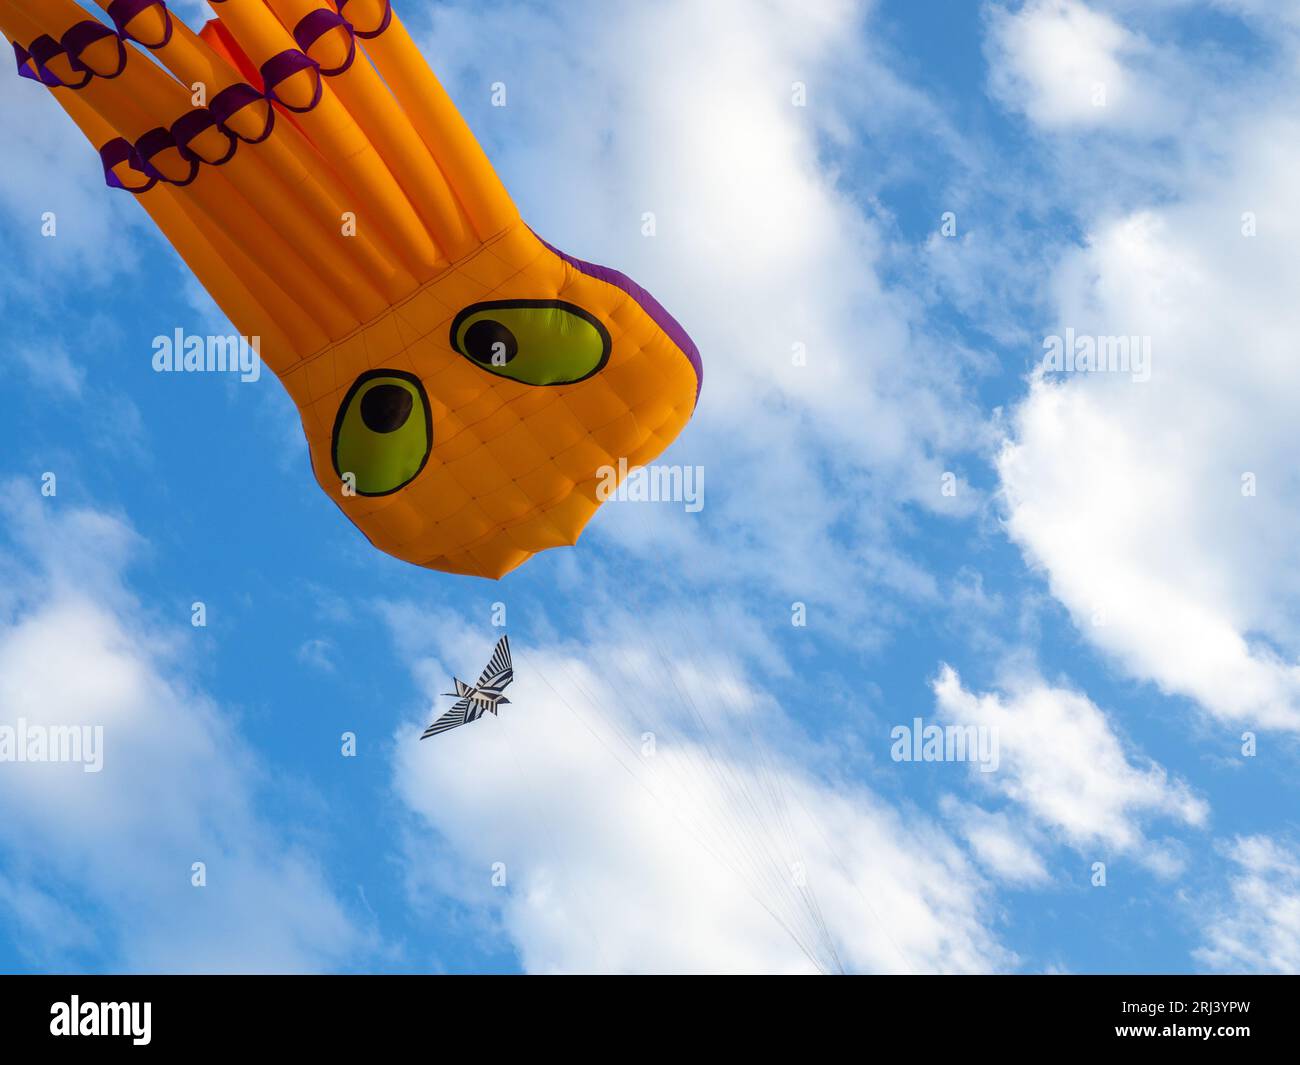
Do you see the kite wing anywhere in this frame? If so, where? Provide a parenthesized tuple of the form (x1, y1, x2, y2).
(420, 700, 471, 740)
(476, 635, 513, 692)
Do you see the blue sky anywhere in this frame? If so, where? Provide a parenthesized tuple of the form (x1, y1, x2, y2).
(2, 0, 1299, 973)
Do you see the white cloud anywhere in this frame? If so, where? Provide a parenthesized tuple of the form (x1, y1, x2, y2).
(1202, 0, 1300, 33)
(391, 614, 1012, 973)
(296, 637, 338, 673)
(8, 340, 84, 398)
(933, 667, 1207, 871)
(0, 488, 367, 972)
(999, 113, 1300, 731)
(1195, 835, 1300, 973)
(0, 875, 99, 965)
(987, 0, 1162, 130)
(941, 797, 1050, 886)
(0, 73, 143, 288)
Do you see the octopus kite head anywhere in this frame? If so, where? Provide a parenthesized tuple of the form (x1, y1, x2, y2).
(301, 225, 701, 578)
(2, 0, 700, 578)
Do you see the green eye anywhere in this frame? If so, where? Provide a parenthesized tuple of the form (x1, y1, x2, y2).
(331, 370, 432, 496)
(450, 300, 611, 385)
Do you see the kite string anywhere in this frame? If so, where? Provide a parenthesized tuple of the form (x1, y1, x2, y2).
(629, 550, 842, 973)
(546, 616, 832, 972)
(527, 656, 831, 974)
(562, 641, 830, 971)
(638, 542, 856, 972)
(495, 698, 611, 973)
(688, 604, 913, 974)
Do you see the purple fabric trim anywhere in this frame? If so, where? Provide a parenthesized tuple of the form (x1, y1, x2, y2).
(210, 83, 275, 143)
(293, 10, 357, 76)
(28, 35, 88, 90)
(136, 126, 200, 187)
(260, 50, 323, 112)
(172, 108, 238, 166)
(338, 0, 394, 39)
(12, 42, 46, 85)
(108, 0, 174, 48)
(62, 22, 126, 80)
(531, 230, 703, 402)
(109, 0, 159, 23)
(100, 137, 156, 194)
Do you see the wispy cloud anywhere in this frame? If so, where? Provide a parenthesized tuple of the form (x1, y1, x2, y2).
(997, 62, 1300, 730)
(933, 666, 1207, 873)
(1195, 835, 1300, 973)
(986, 0, 1165, 130)
(388, 609, 1013, 973)
(0, 487, 369, 972)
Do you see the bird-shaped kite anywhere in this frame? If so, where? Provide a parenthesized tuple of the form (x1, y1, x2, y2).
(2, 0, 701, 578)
(420, 634, 513, 739)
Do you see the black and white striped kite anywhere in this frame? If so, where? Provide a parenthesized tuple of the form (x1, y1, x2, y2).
(421, 636, 514, 739)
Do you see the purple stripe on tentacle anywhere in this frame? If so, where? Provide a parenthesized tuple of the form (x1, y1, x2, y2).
(260, 50, 323, 112)
(293, 10, 358, 77)
(530, 229, 703, 402)
(13, 42, 46, 85)
(172, 108, 238, 166)
(108, 0, 174, 48)
(28, 35, 88, 89)
(136, 125, 200, 186)
(209, 83, 275, 143)
(62, 22, 126, 79)
(338, 0, 394, 39)
(99, 137, 156, 194)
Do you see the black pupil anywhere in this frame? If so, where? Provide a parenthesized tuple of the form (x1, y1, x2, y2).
(464, 319, 518, 365)
(360, 383, 413, 433)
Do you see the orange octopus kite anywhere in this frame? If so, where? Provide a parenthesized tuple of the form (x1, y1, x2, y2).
(2, 0, 701, 577)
